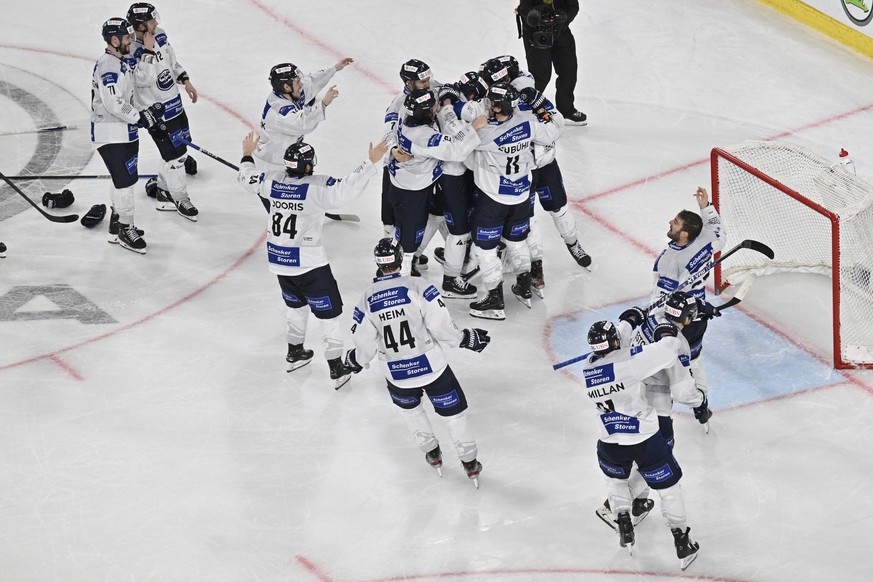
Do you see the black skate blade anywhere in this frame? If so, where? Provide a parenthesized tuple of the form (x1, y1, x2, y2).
(680, 550, 699, 571)
(470, 309, 505, 321)
(595, 507, 618, 532)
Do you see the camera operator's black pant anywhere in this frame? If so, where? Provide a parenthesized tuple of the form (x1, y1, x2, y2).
(523, 29, 579, 116)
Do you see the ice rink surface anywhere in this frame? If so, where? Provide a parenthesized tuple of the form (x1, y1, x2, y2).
(2, 1, 872, 581)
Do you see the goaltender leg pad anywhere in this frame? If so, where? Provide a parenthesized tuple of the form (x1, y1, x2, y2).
(422, 366, 468, 417)
(80, 204, 106, 228)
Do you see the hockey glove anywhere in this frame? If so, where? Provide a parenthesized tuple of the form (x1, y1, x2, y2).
(343, 349, 364, 374)
(184, 155, 198, 175)
(80, 204, 106, 228)
(619, 306, 647, 329)
(692, 389, 712, 424)
(652, 322, 679, 341)
(518, 87, 546, 110)
(697, 299, 721, 320)
(137, 102, 165, 129)
(438, 84, 461, 106)
(41, 189, 75, 208)
(460, 328, 491, 353)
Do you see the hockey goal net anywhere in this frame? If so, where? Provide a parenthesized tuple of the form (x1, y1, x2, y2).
(711, 140, 873, 369)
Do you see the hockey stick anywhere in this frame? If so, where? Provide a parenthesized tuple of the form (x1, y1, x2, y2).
(0, 170, 79, 223)
(5, 174, 157, 180)
(552, 239, 774, 370)
(180, 138, 360, 222)
(0, 124, 76, 137)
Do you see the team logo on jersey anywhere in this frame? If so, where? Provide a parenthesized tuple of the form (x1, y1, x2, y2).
(583, 363, 615, 388)
(388, 354, 433, 381)
(156, 69, 174, 91)
(423, 285, 440, 302)
(427, 134, 443, 148)
(842, 0, 873, 26)
(267, 243, 301, 267)
(155, 33, 168, 46)
(686, 243, 713, 274)
(493, 121, 531, 147)
(368, 287, 410, 312)
(125, 155, 138, 174)
(656, 276, 679, 292)
(497, 175, 531, 196)
(101, 72, 118, 86)
(600, 413, 641, 435)
(352, 306, 364, 324)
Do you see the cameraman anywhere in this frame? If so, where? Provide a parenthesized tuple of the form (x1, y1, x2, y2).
(516, 0, 586, 124)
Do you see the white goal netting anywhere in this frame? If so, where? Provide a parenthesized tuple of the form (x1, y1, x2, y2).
(713, 140, 873, 368)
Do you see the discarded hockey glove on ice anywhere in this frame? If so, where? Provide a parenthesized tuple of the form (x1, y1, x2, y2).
(460, 328, 491, 352)
(80, 204, 106, 228)
(42, 189, 75, 208)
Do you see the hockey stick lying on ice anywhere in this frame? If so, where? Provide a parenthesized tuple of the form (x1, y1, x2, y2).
(0, 170, 79, 223)
(180, 138, 360, 222)
(0, 124, 77, 137)
(552, 239, 774, 370)
(5, 174, 157, 180)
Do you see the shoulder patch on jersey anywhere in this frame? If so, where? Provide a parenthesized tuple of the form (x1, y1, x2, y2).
(384, 111, 399, 123)
(133, 47, 144, 59)
(155, 33, 168, 47)
(630, 345, 643, 357)
(686, 243, 714, 274)
(278, 105, 296, 116)
(426, 133, 443, 148)
(353, 306, 364, 324)
(101, 72, 118, 86)
(325, 177, 337, 186)
(678, 353, 690, 367)
(423, 285, 440, 302)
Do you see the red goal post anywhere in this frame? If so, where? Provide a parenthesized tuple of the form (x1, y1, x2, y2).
(711, 140, 873, 369)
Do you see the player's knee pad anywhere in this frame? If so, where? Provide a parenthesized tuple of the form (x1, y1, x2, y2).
(504, 239, 531, 274)
(656, 483, 688, 529)
(549, 205, 578, 243)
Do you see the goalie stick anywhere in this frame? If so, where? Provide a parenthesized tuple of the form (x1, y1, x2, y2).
(552, 239, 774, 370)
(180, 138, 360, 222)
(0, 170, 79, 223)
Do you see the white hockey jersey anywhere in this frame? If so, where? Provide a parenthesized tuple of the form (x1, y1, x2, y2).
(622, 317, 693, 400)
(388, 117, 481, 191)
(128, 28, 187, 121)
(237, 156, 379, 275)
(350, 274, 464, 389)
(651, 204, 726, 309)
(90, 50, 140, 146)
(509, 75, 560, 169)
(253, 67, 337, 169)
(582, 335, 702, 445)
(460, 100, 564, 205)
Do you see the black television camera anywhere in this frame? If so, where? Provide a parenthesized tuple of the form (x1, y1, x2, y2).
(518, 1, 568, 49)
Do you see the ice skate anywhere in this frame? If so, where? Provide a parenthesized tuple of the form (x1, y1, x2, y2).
(174, 197, 199, 222)
(596, 498, 654, 532)
(116, 223, 147, 255)
(461, 458, 482, 489)
(434, 247, 479, 281)
(470, 285, 505, 320)
(442, 275, 477, 299)
(286, 343, 314, 372)
(415, 253, 428, 270)
(328, 357, 352, 390)
(567, 240, 592, 270)
(155, 185, 176, 211)
(530, 259, 545, 299)
(411, 255, 422, 277)
(425, 445, 443, 477)
(616, 511, 634, 555)
(145, 177, 159, 198)
(108, 208, 144, 244)
(672, 527, 700, 571)
(511, 272, 533, 308)
(434, 247, 447, 266)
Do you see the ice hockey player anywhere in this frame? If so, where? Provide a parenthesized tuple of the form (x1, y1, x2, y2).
(480, 56, 591, 297)
(456, 82, 564, 319)
(582, 319, 708, 570)
(127, 3, 199, 222)
(237, 131, 387, 388)
(253, 57, 353, 172)
(594, 291, 713, 534)
(389, 88, 486, 281)
(91, 17, 165, 254)
(342, 238, 491, 487)
(651, 186, 726, 396)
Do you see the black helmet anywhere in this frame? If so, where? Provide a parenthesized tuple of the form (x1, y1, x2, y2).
(270, 63, 301, 94)
(284, 141, 316, 176)
(494, 55, 521, 79)
(479, 58, 512, 87)
(664, 291, 699, 325)
(486, 83, 519, 115)
(404, 88, 436, 126)
(374, 238, 402, 273)
(101, 17, 134, 44)
(458, 71, 487, 101)
(399, 59, 431, 84)
(126, 3, 158, 28)
(588, 320, 620, 355)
